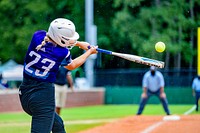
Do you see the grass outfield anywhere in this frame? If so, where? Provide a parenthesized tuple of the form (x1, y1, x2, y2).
(0, 104, 199, 133)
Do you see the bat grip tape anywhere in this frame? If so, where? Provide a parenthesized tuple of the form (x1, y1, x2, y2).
(87, 46, 112, 55)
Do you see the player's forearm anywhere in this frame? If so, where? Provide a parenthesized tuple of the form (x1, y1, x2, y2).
(160, 87, 164, 93)
(68, 76, 74, 88)
(65, 50, 92, 70)
(75, 41, 90, 50)
(143, 87, 147, 93)
(192, 89, 195, 96)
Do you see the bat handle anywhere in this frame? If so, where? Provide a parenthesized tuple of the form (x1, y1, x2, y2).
(87, 46, 112, 55)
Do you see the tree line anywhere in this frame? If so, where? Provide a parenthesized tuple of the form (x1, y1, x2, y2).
(0, 0, 199, 70)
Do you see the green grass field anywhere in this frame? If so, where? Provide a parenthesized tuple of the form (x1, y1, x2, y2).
(0, 104, 199, 133)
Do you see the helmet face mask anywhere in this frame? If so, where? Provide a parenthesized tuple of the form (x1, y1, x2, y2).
(65, 39, 77, 50)
(47, 18, 79, 48)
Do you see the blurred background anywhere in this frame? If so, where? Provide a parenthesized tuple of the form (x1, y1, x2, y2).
(0, 0, 199, 106)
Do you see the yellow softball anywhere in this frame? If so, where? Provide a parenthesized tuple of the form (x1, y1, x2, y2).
(155, 42, 166, 53)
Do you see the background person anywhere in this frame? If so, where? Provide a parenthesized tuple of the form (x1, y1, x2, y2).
(136, 66, 170, 115)
(192, 75, 200, 111)
(55, 66, 74, 115)
(0, 73, 6, 89)
(19, 18, 98, 133)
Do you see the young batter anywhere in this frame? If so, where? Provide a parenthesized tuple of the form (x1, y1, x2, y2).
(19, 18, 97, 133)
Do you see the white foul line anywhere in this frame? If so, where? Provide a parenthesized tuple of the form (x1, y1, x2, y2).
(184, 105, 196, 115)
(140, 121, 164, 133)
(141, 105, 196, 133)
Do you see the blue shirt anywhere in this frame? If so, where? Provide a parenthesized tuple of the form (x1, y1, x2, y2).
(23, 30, 72, 83)
(192, 77, 200, 92)
(142, 71, 164, 92)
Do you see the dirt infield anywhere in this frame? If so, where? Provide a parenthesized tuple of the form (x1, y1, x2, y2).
(79, 115, 200, 133)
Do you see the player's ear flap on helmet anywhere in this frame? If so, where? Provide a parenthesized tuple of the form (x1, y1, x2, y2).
(47, 18, 79, 47)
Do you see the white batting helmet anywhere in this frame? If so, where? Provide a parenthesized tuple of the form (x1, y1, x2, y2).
(47, 18, 79, 47)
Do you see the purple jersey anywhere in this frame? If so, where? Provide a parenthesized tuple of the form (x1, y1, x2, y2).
(23, 30, 72, 83)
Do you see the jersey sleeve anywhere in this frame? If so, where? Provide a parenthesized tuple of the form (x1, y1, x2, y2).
(192, 78, 196, 90)
(142, 72, 148, 88)
(61, 52, 72, 66)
